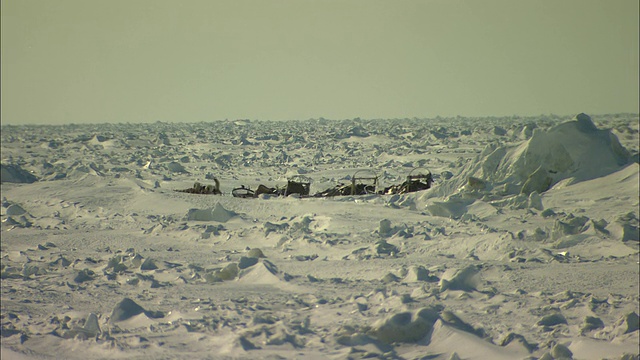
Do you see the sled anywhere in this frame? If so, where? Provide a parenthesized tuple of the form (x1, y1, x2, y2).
(284, 175, 312, 197)
(350, 169, 378, 195)
(232, 175, 311, 198)
(175, 181, 222, 195)
(231, 185, 255, 198)
(405, 167, 433, 193)
(312, 170, 379, 197)
(381, 167, 433, 195)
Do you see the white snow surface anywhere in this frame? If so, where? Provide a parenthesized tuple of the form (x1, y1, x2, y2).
(1, 114, 638, 360)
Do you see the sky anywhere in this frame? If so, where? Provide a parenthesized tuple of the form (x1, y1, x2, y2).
(1, 0, 638, 125)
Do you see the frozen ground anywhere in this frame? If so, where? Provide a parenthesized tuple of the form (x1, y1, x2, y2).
(1, 114, 639, 359)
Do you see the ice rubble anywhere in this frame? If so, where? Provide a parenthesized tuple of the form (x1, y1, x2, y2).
(1, 114, 638, 359)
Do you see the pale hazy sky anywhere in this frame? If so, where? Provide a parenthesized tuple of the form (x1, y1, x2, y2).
(1, 0, 638, 125)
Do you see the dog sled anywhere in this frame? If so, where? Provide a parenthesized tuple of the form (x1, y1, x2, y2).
(231, 175, 312, 198)
(175, 179, 222, 195)
(313, 169, 379, 197)
(183, 167, 432, 198)
(381, 167, 433, 195)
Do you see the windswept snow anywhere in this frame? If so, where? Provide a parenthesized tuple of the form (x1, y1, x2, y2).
(1, 114, 638, 360)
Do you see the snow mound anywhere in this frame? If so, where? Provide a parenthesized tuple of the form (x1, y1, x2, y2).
(425, 199, 472, 219)
(439, 265, 480, 292)
(67, 161, 104, 178)
(456, 113, 632, 194)
(110, 298, 145, 323)
(368, 307, 439, 343)
(166, 161, 188, 173)
(6, 204, 27, 216)
(1, 164, 38, 183)
(186, 203, 239, 222)
(237, 260, 281, 284)
(427, 320, 530, 359)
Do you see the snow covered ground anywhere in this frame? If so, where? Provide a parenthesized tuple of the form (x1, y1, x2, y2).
(1, 114, 638, 359)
